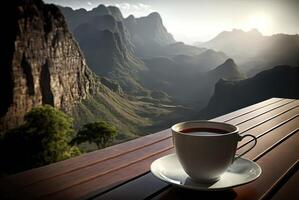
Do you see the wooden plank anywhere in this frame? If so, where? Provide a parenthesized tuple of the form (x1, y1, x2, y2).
(8, 99, 298, 199)
(259, 160, 298, 200)
(41, 149, 175, 200)
(227, 98, 296, 125)
(0, 128, 171, 190)
(150, 129, 299, 200)
(233, 132, 299, 200)
(0, 99, 297, 200)
(40, 109, 299, 200)
(91, 173, 169, 200)
(9, 140, 174, 199)
(237, 107, 299, 147)
(213, 98, 283, 122)
(0, 98, 285, 191)
(238, 122, 299, 161)
(150, 185, 238, 200)
(88, 116, 299, 200)
(15, 102, 297, 198)
(236, 100, 299, 133)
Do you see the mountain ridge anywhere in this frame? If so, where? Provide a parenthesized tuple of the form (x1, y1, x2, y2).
(201, 65, 299, 119)
(196, 29, 299, 75)
(0, 0, 96, 132)
(208, 58, 244, 80)
(0, 0, 175, 138)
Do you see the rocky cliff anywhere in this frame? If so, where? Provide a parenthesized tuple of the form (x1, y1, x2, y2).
(124, 12, 176, 58)
(73, 14, 146, 94)
(201, 65, 299, 119)
(59, 4, 124, 31)
(0, 0, 177, 139)
(0, 0, 97, 132)
(60, 5, 147, 94)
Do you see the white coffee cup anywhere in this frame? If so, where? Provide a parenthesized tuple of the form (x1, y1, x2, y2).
(172, 120, 257, 183)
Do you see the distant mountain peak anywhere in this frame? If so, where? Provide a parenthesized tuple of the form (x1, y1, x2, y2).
(142, 12, 164, 25)
(231, 28, 244, 33)
(202, 65, 299, 119)
(215, 28, 263, 39)
(106, 5, 124, 20)
(214, 58, 238, 71)
(91, 4, 109, 13)
(210, 58, 244, 80)
(125, 15, 136, 24)
(123, 11, 175, 55)
(248, 28, 262, 35)
(148, 12, 161, 19)
(223, 58, 235, 65)
(127, 14, 135, 20)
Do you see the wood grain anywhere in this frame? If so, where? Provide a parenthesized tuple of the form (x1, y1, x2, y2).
(1, 98, 298, 200)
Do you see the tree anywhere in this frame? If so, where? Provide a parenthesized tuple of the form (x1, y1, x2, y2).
(0, 105, 80, 174)
(72, 121, 117, 149)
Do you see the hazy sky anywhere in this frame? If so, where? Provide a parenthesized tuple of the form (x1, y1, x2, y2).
(45, 0, 299, 44)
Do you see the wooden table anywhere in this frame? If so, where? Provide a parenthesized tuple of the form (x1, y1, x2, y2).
(0, 98, 298, 200)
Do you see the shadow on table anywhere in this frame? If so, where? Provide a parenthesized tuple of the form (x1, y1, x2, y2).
(154, 187, 237, 200)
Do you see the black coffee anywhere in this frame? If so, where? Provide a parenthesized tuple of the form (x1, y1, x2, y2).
(180, 128, 229, 135)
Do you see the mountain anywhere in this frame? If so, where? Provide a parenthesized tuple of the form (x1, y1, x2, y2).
(161, 42, 206, 56)
(59, 5, 230, 99)
(59, 4, 124, 31)
(61, 6, 176, 60)
(60, 6, 134, 52)
(192, 58, 244, 107)
(207, 58, 244, 80)
(196, 29, 299, 75)
(73, 16, 146, 94)
(201, 65, 299, 119)
(124, 12, 176, 58)
(197, 29, 263, 58)
(140, 42, 209, 59)
(172, 49, 229, 72)
(0, 0, 173, 138)
(60, 5, 148, 94)
(0, 0, 96, 132)
(140, 57, 242, 107)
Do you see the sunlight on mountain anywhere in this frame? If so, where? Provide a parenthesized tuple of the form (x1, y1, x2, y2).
(248, 14, 272, 34)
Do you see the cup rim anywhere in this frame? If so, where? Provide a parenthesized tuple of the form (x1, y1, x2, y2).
(171, 120, 239, 137)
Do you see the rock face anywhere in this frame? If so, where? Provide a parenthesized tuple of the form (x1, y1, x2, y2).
(201, 65, 299, 119)
(59, 4, 124, 31)
(124, 12, 176, 58)
(208, 58, 244, 80)
(0, 0, 96, 132)
(60, 5, 147, 94)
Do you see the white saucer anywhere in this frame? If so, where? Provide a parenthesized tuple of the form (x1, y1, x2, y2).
(150, 153, 262, 191)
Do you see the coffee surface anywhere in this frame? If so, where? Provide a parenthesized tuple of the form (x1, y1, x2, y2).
(180, 128, 229, 136)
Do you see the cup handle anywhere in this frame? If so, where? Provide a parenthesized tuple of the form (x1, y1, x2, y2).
(234, 134, 257, 161)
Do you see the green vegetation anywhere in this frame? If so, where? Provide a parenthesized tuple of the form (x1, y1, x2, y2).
(0, 105, 120, 174)
(0, 105, 80, 174)
(72, 121, 117, 149)
(0, 93, 182, 174)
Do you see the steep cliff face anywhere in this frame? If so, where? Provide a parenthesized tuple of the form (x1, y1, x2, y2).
(60, 5, 147, 94)
(0, 0, 96, 132)
(0, 0, 177, 139)
(59, 5, 124, 31)
(201, 65, 299, 119)
(124, 12, 176, 58)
